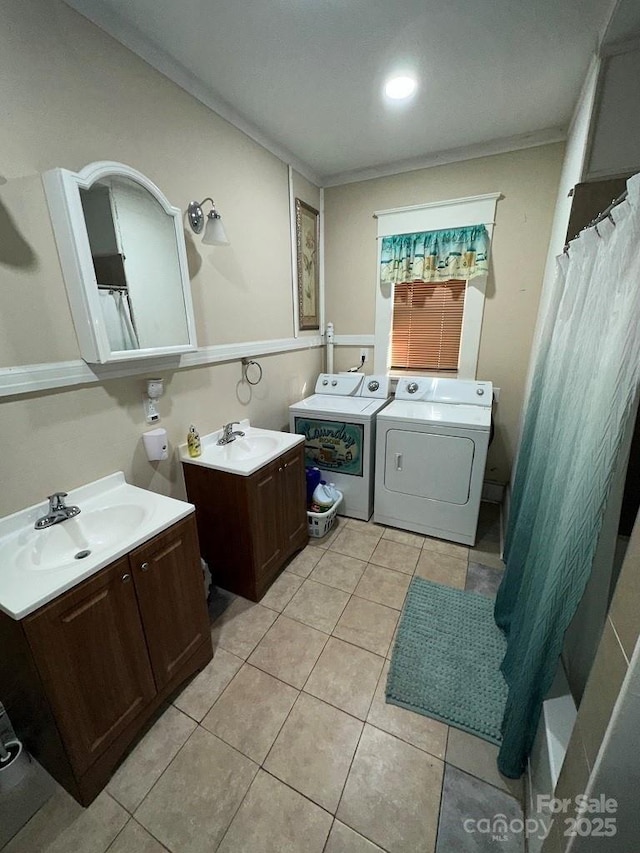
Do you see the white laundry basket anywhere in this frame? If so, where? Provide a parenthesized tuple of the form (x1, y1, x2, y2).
(307, 491, 343, 539)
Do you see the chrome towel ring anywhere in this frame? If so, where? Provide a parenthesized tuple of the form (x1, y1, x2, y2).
(242, 359, 263, 386)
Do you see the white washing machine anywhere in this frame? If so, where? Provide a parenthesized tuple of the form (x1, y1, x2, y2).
(374, 377, 493, 545)
(289, 374, 390, 520)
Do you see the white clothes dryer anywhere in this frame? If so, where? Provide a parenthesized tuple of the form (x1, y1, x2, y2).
(289, 374, 390, 520)
(374, 377, 493, 545)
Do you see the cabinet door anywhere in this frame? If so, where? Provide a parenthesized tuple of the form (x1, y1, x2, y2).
(280, 445, 308, 557)
(248, 460, 282, 580)
(23, 556, 156, 776)
(130, 517, 210, 691)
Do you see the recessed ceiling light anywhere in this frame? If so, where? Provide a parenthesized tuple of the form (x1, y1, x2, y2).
(384, 76, 417, 100)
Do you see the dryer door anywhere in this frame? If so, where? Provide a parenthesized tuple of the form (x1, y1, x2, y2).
(384, 429, 474, 504)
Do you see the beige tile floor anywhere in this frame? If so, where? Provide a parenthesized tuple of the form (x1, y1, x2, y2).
(3, 504, 524, 853)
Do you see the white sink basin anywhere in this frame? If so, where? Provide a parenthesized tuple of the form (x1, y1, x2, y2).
(179, 421, 304, 476)
(0, 473, 195, 620)
(213, 434, 279, 462)
(15, 504, 148, 573)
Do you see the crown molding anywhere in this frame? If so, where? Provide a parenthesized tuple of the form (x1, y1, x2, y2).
(63, 0, 322, 187)
(600, 33, 640, 57)
(63, 2, 570, 192)
(321, 127, 567, 188)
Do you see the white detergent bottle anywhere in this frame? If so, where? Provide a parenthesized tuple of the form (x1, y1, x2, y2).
(312, 483, 336, 509)
(324, 483, 340, 504)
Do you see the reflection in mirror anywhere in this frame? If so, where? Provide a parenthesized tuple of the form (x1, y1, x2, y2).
(80, 177, 189, 352)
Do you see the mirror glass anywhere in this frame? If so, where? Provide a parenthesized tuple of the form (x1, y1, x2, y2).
(79, 176, 189, 352)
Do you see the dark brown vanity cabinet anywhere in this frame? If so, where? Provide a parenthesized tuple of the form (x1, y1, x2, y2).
(183, 443, 308, 601)
(0, 515, 212, 806)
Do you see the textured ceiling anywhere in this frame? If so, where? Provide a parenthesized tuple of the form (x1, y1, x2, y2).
(67, 0, 621, 183)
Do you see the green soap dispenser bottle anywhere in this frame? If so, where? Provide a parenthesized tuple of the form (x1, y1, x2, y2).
(187, 424, 201, 458)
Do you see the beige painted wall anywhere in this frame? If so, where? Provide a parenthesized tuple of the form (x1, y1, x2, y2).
(324, 144, 564, 483)
(0, 348, 320, 518)
(0, 0, 321, 516)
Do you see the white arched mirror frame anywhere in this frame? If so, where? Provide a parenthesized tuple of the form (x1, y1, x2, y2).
(43, 161, 197, 364)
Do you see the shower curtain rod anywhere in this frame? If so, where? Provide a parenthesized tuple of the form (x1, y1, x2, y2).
(565, 188, 629, 251)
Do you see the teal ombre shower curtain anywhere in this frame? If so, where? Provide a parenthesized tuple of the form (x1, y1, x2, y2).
(494, 174, 640, 778)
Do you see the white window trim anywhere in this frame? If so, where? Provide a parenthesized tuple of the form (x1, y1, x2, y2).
(373, 193, 500, 379)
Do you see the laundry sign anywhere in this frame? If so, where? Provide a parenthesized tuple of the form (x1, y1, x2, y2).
(295, 418, 364, 477)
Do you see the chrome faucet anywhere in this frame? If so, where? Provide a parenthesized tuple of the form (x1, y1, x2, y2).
(34, 492, 81, 530)
(217, 422, 246, 446)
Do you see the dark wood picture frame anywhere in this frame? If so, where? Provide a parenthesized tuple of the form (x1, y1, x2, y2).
(295, 198, 320, 330)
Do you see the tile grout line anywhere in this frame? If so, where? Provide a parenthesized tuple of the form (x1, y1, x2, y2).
(201, 662, 302, 765)
(120, 713, 206, 831)
(245, 611, 332, 686)
(240, 768, 337, 851)
(211, 689, 343, 850)
(282, 577, 353, 633)
(172, 646, 246, 724)
(199, 515, 502, 847)
(128, 815, 172, 852)
(261, 766, 337, 817)
(327, 631, 397, 847)
(443, 757, 523, 805)
(432, 750, 449, 853)
(331, 712, 367, 832)
(210, 761, 262, 853)
(197, 657, 257, 732)
(320, 817, 336, 853)
(24, 515, 503, 853)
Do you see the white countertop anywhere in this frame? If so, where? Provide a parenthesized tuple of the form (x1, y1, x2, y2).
(0, 472, 194, 620)
(179, 421, 304, 476)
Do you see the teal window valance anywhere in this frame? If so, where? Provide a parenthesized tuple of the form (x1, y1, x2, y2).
(380, 224, 490, 284)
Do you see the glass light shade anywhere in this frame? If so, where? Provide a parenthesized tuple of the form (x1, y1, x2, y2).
(202, 214, 229, 246)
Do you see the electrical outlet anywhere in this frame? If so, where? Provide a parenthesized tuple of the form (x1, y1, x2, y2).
(360, 348, 369, 363)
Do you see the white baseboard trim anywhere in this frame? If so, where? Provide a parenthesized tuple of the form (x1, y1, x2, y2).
(481, 480, 505, 503)
(0, 335, 323, 399)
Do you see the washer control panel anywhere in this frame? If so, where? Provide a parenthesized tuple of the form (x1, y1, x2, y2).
(312, 373, 389, 399)
(314, 374, 364, 395)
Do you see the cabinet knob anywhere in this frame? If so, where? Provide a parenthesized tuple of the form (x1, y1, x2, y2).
(283, 462, 288, 468)
(141, 562, 149, 571)
(278, 467, 283, 472)
(121, 573, 131, 583)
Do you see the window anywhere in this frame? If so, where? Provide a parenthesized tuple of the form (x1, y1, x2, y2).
(373, 194, 500, 379)
(391, 279, 466, 371)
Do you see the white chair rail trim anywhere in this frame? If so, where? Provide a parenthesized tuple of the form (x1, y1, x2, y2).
(332, 334, 376, 346)
(0, 336, 323, 399)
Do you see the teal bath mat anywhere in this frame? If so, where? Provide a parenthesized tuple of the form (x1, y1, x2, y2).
(386, 577, 508, 744)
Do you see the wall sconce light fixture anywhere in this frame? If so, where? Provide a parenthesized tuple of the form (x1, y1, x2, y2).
(187, 197, 230, 245)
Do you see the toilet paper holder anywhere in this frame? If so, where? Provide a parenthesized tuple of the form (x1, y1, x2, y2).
(143, 428, 169, 461)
